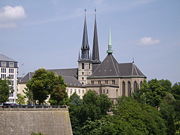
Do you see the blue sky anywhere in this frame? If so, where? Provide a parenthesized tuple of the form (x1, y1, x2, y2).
(0, 0, 179, 83)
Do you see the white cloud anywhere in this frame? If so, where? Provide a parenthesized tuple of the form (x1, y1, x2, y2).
(138, 37, 160, 45)
(0, 5, 26, 29)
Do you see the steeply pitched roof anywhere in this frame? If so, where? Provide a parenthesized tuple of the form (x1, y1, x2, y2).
(89, 54, 146, 78)
(81, 15, 89, 50)
(90, 54, 120, 77)
(92, 16, 100, 64)
(0, 53, 16, 62)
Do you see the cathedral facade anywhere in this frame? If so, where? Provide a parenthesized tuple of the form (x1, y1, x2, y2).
(18, 14, 146, 102)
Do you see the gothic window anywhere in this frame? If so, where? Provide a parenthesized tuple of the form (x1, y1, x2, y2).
(128, 81, 131, 96)
(82, 63, 84, 69)
(122, 81, 126, 96)
(82, 72, 84, 75)
(134, 81, 138, 91)
(89, 63, 91, 69)
(103, 89, 105, 93)
(82, 77, 84, 80)
(140, 81, 143, 88)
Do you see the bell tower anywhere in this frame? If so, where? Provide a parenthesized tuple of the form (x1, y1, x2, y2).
(78, 10, 92, 85)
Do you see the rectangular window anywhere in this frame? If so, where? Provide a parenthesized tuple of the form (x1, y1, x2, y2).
(105, 80, 108, 84)
(1, 68, 6, 73)
(98, 81, 101, 84)
(91, 80, 94, 84)
(1, 62, 6, 67)
(1, 74, 6, 79)
(9, 62, 14, 67)
(112, 80, 115, 84)
(82, 63, 84, 69)
(9, 68, 14, 73)
(9, 75, 14, 79)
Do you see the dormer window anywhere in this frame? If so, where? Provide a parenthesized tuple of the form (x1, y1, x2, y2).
(1, 62, 6, 67)
(9, 62, 14, 67)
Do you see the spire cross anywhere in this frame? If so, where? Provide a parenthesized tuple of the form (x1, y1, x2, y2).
(107, 29, 113, 54)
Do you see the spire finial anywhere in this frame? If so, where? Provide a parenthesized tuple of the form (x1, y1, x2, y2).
(132, 58, 135, 63)
(107, 29, 113, 54)
(84, 9, 87, 17)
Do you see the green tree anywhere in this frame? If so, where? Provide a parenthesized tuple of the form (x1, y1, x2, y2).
(49, 76, 67, 105)
(16, 93, 26, 104)
(79, 91, 112, 124)
(113, 97, 167, 135)
(24, 87, 34, 104)
(69, 93, 83, 135)
(0, 79, 10, 103)
(133, 79, 167, 107)
(26, 68, 67, 105)
(171, 82, 180, 134)
(69, 91, 112, 135)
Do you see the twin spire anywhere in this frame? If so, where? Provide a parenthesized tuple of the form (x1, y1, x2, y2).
(80, 9, 113, 63)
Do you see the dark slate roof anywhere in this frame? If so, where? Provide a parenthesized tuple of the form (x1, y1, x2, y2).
(63, 76, 82, 87)
(89, 54, 146, 78)
(81, 16, 89, 50)
(92, 17, 101, 64)
(19, 68, 82, 87)
(19, 72, 34, 83)
(0, 53, 16, 62)
(48, 68, 78, 78)
(92, 63, 101, 72)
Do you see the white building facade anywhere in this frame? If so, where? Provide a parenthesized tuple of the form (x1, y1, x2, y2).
(0, 54, 18, 103)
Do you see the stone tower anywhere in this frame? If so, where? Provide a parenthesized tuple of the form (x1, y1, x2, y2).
(78, 11, 92, 85)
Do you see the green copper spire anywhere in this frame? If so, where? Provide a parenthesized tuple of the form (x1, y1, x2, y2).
(107, 29, 113, 54)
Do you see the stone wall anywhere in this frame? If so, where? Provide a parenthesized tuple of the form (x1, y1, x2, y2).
(0, 108, 73, 135)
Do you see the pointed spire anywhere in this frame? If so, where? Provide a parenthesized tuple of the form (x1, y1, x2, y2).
(81, 9, 89, 50)
(79, 9, 90, 61)
(92, 9, 101, 64)
(107, 29, 113, 54)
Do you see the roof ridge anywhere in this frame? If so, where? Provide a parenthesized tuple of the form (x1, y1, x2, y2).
(110, 55, 119, 76)
(134, 64, 139, 75)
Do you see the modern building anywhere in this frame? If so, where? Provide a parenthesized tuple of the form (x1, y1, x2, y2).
(18, 13, 146, 102)
(0, 53, 18, 103)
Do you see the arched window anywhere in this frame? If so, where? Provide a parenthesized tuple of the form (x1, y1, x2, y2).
(140, 81, 143, 88)
(134, 81, 138, 91)
(128, 81, 131, 96)
(122, 81, 126, 96)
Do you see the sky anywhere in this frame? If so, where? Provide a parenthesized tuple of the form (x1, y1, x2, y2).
(0, 0, 180, 83)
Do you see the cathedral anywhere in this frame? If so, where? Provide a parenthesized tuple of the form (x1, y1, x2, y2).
(18, 13, 146, 102)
